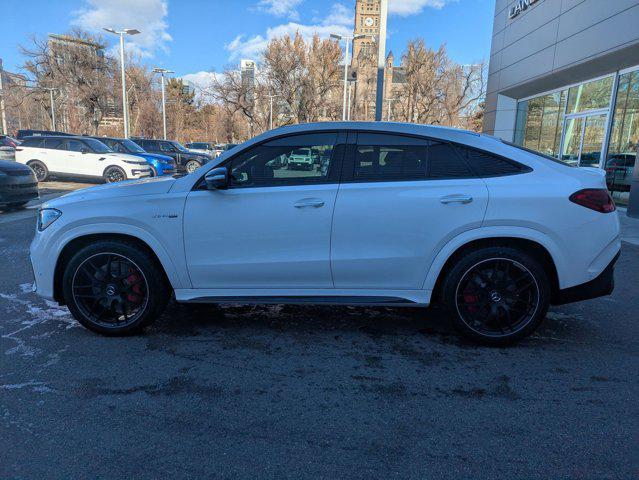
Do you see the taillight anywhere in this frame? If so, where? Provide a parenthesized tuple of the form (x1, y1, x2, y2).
(569, 189, 616, 213)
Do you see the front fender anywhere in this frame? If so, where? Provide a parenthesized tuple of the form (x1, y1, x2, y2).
(421, 226, 567, 292)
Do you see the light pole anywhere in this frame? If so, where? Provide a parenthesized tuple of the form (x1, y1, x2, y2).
(104, 28, 140, 138)
(41, 87, 57, 130)
(267, 93, 280, 130)
(386, 97, 397, 122)
(374, 0, 388, 122)
(153, 67, 173, 140)
(330, 33, 367, 121)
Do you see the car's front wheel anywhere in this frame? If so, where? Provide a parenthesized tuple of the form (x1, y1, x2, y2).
(28, 160, 48, 182)
(62, 240, 170, 335)
(441, 246, 550, 346)
(104, 166, 127, 183)
(185, 160, 201, 173)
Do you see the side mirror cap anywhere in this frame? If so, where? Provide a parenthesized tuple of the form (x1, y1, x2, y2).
(204, 167, 229, 190)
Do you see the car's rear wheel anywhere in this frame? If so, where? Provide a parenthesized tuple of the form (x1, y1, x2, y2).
(62, 240, 170, 335)
(104, 166, 127, 183)
(441, 246, 550, 346)
(27, 160, 48, 182)
(185, 160, 201, 173)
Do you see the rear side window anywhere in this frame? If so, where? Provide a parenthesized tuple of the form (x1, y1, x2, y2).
(21, 138, 43, 148)
(428, 142, 473, 179)
(44, 138, 64, 149)
(455, 145, 531, 177)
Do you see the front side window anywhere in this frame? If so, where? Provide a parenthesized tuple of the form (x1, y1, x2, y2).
(67, 139, 86, 152)
(160, 141, 176, 153)
(229, 133, 337, 188)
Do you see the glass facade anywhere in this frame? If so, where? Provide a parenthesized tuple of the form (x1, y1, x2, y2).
(514, 71, 638, 205)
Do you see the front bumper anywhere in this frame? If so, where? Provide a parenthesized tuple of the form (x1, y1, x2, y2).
(130, 169, 152, 178)
(0, 176, 39, 205)
(553, 251, 620, 305)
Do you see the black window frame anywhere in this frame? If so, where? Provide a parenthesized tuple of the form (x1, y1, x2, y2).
(451, 142, 533, 178)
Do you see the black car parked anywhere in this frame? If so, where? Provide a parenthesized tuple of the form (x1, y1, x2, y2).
(16, 130, 72, 141)
(0, 160, 38, 209)
(131, 138, 212, 173)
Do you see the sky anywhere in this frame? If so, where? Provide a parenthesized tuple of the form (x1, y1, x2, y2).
(0, 0, 495, 89)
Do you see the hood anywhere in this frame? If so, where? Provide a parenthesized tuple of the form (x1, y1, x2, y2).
(43, 175, 176, 209)
(131, 152, 174, 163)
(0, 159, 32, 174)
(105, 152, 148, 164)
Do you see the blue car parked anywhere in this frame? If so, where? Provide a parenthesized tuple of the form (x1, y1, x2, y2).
(89, 136, 177, 177)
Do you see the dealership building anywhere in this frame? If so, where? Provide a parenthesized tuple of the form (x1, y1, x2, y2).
(483, 0, 639, 205)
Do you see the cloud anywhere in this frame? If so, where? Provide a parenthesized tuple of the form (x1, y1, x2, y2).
(388, 0, 457, 16)
(256, 0, 303, 20)
(72, 0, 172, 58)
(227, 3, 352, 61)
(180, 71, 222, 91)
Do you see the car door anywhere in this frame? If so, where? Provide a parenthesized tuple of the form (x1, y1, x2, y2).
(57, 139, 96, 176)
(183, 132, 344, 289)
(330, 132, 489, 290)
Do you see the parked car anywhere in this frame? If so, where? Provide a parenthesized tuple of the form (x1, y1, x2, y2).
(0, 159, 38, 209)
(89, 136, 176, 177)
(0, 136, 17, 161)
(186, 142, 215, 156)
(29, 122, 620, 346)
(16, 129, 71, 141)
(15, 135, 152, 183)
(131, 138, 212, 173)
(605, 153, 636, 192)
(287, 147, 315, 170)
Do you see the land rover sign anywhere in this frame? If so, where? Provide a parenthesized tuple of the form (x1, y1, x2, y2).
(509, 0, 539, 19)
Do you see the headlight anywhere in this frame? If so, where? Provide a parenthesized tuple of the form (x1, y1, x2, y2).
(37, 208, 62, 231)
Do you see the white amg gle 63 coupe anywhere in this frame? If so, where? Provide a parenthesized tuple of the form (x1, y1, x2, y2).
(29, 123, 621, 345)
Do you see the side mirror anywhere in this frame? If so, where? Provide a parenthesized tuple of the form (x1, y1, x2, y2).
(204, 167, 229, 190)
(81, 148, 89, 154)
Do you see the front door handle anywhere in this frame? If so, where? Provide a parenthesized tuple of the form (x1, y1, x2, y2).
(440, 194, 473, 205)
(294, 198, 325, 208)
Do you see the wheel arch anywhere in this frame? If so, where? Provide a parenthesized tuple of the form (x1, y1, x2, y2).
(427, 233, 562, 304)
(53, 232, 175, 304)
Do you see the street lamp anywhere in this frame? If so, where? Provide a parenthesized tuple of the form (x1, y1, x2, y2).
(330, 33, 368, 121)
(41, 87, 57, 130)
(103, 27, 140, 138)
(153, 67, 174, 140)
(266, 93, 280, 130)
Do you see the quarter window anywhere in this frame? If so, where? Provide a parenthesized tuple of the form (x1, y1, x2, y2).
(229, 133, 337, 188)
(455, 146, 529, 177)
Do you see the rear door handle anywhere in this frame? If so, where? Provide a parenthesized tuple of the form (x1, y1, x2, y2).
(440, 194, 473, 205)
(294, 198, 325, 208)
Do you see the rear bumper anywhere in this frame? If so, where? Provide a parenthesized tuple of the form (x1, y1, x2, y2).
(553, 251, 620, 305)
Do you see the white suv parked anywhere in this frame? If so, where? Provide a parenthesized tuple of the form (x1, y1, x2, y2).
(16, 136, 152, 183)
(29, 123, 621, 345)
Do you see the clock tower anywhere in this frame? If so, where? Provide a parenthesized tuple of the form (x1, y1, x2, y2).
(352, 0, 381, 64)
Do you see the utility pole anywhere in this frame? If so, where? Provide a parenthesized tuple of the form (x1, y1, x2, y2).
(347, 81, 353, 121)
(267, 93, 279, 130)
(0, 60, 7, 135)
(41, 87, 56, 130)
(153, 68, 173, 140)
(386, 98, 396, 122)
(375, 0, 388, 121)
(104, 28, 140, 138)
(331, 33, 369, 121)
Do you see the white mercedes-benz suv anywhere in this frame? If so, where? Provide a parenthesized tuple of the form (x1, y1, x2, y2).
(29, 123, 621, 345)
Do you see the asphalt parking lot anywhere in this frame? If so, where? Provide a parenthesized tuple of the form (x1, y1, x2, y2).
(1, 184, 638, 479)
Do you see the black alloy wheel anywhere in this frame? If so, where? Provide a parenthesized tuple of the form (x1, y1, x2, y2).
(71, 253, 149, 329)
(29, 161, 48, 182)
(442, 247, 550, 346)
(455, 258, 540, 337)
(185, 160, 200, 173)
(105, 167, 126, 183)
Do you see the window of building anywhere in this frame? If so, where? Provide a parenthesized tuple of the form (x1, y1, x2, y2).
(566, 76, 614, 114)
(605, 69, 639, 204)
(514, 90, 566, 158)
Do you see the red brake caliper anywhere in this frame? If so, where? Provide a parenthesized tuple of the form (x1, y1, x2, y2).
(126, 268, 143, 305)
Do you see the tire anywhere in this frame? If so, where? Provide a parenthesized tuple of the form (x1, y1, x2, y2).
(104, 166, 127, 183)
(62, 240, 171, 336)
(149, 166, 158, 177)
(185, 160, 201, 173)
(441, 246, 550, 346)
(27, 160, 48, 182)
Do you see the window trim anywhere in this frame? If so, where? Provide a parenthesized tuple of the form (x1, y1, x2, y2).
(450, 141, 533, 178)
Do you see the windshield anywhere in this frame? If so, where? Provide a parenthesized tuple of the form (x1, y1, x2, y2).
(171, 141, 189, 152)
(84, 138, 112, 153)
(292, 148, 311, 156)
(121, 139, 146, 153)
